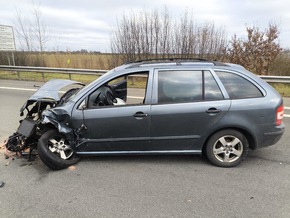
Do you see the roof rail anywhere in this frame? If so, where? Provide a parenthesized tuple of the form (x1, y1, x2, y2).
(125, 58, 210, 64)
(123, 58, 229, 68)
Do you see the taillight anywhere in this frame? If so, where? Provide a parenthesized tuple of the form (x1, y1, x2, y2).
(276, 105, 284, 126)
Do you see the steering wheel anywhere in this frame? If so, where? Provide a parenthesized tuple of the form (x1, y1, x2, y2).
(104, 90, 117, 105)
(92, 92, 102, 106)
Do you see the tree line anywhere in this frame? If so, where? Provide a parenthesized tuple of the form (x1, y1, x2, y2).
(111, 8, 228, 62)
(111, 7, 282, 75)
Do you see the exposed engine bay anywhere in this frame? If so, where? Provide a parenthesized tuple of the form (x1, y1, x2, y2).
(4, 78, 127, 161)
(5, 79, 84, 159)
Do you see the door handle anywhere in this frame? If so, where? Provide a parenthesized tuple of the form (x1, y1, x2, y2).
(206, 108, 221, 114)
(133, 111, 148, 118)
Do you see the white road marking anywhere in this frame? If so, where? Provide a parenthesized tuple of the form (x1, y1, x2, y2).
(0, 86, 37, 91)
(128, 96, 143, 99)
(285, 107, 290, 110)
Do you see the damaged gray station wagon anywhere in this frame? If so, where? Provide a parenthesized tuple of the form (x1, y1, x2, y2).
(5, 59, 285, 170)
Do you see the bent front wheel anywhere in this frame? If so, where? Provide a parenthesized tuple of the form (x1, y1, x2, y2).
(38, 129, 80, 170)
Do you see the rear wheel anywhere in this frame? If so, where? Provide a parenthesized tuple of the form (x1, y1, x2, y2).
(38, 129, 80, 170)
(205, 129, 249, 167)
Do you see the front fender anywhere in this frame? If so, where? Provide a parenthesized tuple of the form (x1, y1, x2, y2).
(41, 109, 73, 135)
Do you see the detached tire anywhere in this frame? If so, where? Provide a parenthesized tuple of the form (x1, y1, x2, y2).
(38, 129, 80, 170)
(205, 129, 249, 167)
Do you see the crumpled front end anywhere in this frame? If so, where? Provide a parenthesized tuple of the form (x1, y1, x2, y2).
(4, 79, 84, 158)
(41, 108, 74, 137)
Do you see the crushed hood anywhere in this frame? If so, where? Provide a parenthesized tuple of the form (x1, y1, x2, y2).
(20, 79, 84, 113)
(28, 79, 84, 101)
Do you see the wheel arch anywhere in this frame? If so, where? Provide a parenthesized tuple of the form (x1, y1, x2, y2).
(202, 127, 257, 154)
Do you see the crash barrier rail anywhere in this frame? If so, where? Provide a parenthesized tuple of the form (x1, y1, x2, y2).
(0, 65, 108, 80)
(259, 75, 290, 84)
(0, 65, 290, 83)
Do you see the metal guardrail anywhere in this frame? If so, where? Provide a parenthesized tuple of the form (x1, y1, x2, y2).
(259, 75, 290, 84)
(0, 65, 290, 83)
(0, 65, 108, 80)
(0, 65, 108, 74)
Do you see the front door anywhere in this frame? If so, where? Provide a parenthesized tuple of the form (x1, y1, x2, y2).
(71, 71, 151, 152)
(75, 105, 151, 152)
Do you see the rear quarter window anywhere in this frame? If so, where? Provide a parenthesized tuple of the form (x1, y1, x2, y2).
(216, 71, 263, 99)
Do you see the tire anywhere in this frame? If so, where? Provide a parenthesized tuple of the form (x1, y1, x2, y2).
(205, 129, 249, 167)
(38, 129, 80, 170)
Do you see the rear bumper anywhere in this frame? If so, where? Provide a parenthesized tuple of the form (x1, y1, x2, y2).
(258, 124, 285, 148)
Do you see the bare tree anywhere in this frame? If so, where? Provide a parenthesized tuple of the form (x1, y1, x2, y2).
(174, 11, 199, 58)
(15, 9, 33, 51)
(14, 1, 51, 52)
(197, 22, 228, 60)
(31, 2, 50, 51)
(228, 23, 282, 75)
(110, 7, 228, 63)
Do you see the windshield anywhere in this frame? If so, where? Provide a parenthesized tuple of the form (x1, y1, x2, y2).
(69, 69, 115, 102)
(59, 87, 83, 105)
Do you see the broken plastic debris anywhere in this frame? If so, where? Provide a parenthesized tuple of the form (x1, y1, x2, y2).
(4, 148, 17, 159)
(0, 140, 6, 152)
(0, 181, 5, 188)
(68, 165, 76, 171)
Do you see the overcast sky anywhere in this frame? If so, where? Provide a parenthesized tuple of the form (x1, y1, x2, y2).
(0, 0, 289, 52)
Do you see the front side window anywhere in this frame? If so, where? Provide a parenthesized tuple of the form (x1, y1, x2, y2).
(158, 70, 223, 103)
(87, 72, 148, 108)
(216, 71, 263, 99)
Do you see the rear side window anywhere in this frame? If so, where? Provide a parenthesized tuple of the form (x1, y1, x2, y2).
(158, 70, 223, 103)
(216, 71, 263, 99)
(158, 70, 202, 103)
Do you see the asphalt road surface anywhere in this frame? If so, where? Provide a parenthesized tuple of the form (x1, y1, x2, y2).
(0, 79, 290, 218)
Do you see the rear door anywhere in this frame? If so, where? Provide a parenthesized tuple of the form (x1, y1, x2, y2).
(150, 69, 230, 151)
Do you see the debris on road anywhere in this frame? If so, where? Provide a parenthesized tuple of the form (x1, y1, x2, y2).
(0, 140, 6, 153)
(68, 165, 76, 171)
(0, 181, 5, 188)
(4, 148, 17, 159)
(1, 139, 18, 166)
